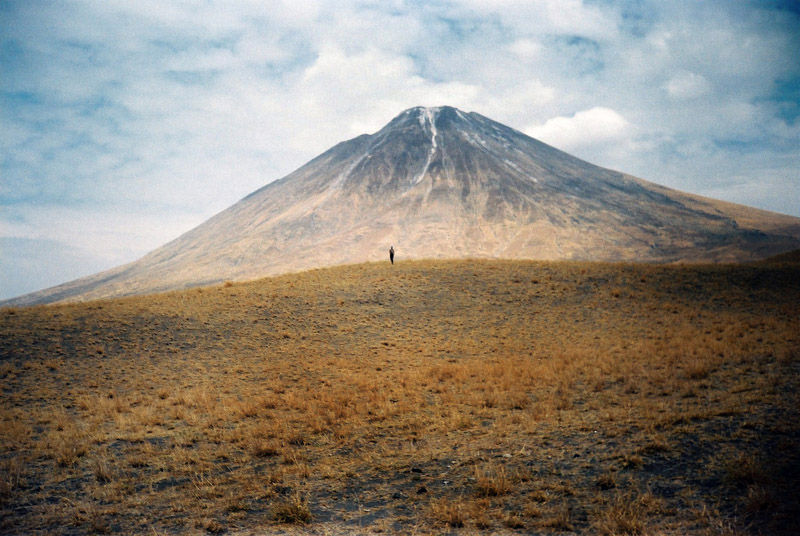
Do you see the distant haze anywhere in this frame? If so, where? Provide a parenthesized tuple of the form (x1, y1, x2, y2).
(6, 106, 800, 307)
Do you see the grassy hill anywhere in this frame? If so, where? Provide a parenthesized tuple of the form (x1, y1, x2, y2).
(1, 259, 799, 534)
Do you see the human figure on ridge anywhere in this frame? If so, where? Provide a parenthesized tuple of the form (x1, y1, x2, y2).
(389, 246, 395, 265)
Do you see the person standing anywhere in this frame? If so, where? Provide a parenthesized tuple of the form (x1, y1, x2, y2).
(389, 246, 395, 265)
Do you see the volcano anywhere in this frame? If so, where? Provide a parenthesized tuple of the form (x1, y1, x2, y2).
(7, 105, 800, 305)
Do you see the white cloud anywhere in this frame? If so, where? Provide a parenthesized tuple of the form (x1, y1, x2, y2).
(509, 38, 542, 60)
(665, 71, 711, 100)
(0, 204, 201, 265)
(455, 0, 616, 40)
(525, 107, 631, 151)
(292, 45, 485, 142)
(0, 238, 110, 300)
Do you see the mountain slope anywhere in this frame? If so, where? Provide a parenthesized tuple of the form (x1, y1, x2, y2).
(7, 105, 800, 305)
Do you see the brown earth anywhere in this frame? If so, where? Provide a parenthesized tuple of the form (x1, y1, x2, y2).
(1, 258, 799, 534)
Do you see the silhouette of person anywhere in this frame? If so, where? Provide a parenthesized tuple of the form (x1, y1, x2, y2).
(389, 246, 395, 265)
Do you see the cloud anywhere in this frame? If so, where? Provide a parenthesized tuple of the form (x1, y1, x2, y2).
(0, 204, 200, 264)
(525, 107, 631, 151)
(0, 237, 109, 300)
(509, 38, 542, 60)
(454, 0, 617, 40)
(665, 71, 712, 100)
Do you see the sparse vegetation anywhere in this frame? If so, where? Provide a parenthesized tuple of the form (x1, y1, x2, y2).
(270, 492, 312, 525)
(1, 258, 799, 534)
(474, 464, 512, 497)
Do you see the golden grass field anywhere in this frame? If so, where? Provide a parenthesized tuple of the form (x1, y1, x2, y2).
(1, 258, 798, 535)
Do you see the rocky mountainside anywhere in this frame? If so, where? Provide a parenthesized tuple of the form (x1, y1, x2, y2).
(7, 105, 800, 305)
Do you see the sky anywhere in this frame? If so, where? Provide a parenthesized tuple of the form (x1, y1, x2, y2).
(2, 1, 799, 300)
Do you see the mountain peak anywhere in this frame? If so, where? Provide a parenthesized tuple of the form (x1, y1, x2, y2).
(402, 104, 452, 117)
(388, 105, 468, 131)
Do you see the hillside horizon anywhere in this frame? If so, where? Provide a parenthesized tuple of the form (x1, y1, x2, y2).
(4, 249, 800, 310)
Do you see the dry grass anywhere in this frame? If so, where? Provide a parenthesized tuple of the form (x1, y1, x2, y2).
(1, 258, 799, 534)
(593, 490, 664, 535)
(474, 464, 513, 497)
(270, 492, 313, 525)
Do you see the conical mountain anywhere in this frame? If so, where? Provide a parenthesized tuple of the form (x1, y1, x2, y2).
(7, 106, 800, 305)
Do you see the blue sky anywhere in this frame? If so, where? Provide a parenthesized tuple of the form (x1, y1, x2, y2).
(2, 0, 799, 300)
